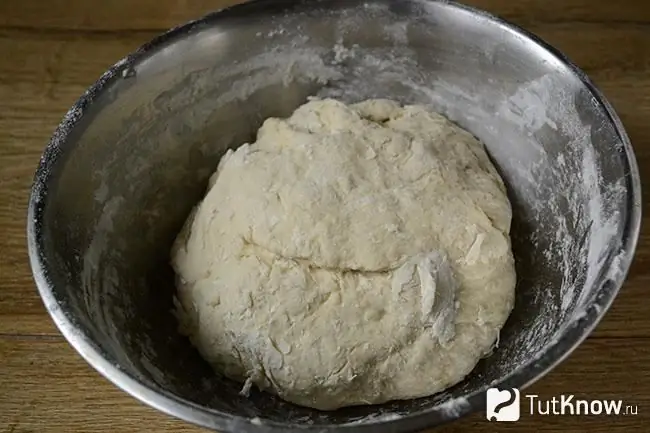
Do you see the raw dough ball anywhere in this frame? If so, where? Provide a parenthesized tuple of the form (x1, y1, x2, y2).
(171, 98, 515, 410)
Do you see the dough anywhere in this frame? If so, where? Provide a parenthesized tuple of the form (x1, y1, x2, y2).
(171, 98, 516, 410)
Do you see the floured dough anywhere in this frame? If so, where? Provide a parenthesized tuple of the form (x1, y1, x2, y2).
(171, 98, 516, 410)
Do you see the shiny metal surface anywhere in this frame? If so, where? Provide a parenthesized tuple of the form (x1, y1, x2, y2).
(27, 0, 641, 432)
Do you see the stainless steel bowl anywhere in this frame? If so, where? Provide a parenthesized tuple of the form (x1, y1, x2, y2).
(27, 0, 641, 432)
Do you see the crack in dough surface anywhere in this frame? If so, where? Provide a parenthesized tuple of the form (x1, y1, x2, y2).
(171, 98, 516, 410)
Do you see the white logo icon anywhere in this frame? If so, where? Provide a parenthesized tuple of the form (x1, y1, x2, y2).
(486, 387, 521, 421)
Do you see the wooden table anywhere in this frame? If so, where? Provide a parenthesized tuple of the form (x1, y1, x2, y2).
(1, 0, 648, 431)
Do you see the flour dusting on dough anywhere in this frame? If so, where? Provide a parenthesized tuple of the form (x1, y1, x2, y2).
(172, 98, 516, 411)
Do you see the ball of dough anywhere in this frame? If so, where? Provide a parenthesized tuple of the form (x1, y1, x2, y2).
(171, 98, 515, 410)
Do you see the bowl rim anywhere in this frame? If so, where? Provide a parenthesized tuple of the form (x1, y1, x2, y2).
(26, 0, 642, 432)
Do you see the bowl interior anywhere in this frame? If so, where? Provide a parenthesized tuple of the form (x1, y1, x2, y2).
(33, 0, 634, 429)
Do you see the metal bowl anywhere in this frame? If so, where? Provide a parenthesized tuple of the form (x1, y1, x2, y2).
(27, 0, 641, 432)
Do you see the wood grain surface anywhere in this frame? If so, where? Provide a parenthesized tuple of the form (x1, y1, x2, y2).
(1, 0, 648, 432)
